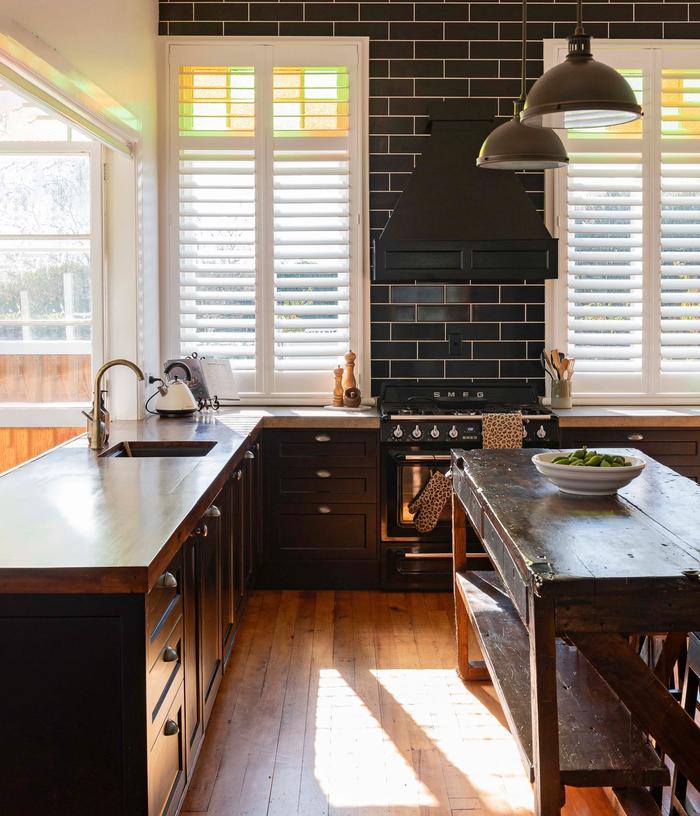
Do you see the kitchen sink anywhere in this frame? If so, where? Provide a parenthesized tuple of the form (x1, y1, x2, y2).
(99, 440, 217, 458)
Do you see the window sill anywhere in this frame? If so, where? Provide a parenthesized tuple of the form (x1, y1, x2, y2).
(0, 403, 88, 427)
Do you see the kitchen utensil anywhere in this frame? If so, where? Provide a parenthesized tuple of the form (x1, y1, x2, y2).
(550, 349, 563, 379)
(540, 351, 556, 381)
(532, 451, 645, 495)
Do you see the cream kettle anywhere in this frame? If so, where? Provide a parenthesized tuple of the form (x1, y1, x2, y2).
(149, 362, 199, 417)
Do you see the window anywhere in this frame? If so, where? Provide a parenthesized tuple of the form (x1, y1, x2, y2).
(168, 41, 368, 402)
(548, 43, 700, 401)
(0, 77, 102, 416)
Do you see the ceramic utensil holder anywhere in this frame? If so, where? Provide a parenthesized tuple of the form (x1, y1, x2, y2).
(551, 380, 572, 409)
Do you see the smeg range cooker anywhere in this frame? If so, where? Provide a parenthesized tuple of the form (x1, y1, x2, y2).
(377, 381, 559, 590)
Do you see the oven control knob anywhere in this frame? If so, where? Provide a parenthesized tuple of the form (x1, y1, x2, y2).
(411, 425, 423, 440)
(522, 425, 528, 439)
(392, 425, 404, 439)
(448, 425, 459, 440)
(536, 424, 547, 439)
(429, 425, 440, 439)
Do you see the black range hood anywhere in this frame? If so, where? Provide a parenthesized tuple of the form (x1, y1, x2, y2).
(373, 101, 558, 283)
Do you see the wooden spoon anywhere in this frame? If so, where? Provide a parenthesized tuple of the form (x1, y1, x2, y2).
(550, 349, 563, 379)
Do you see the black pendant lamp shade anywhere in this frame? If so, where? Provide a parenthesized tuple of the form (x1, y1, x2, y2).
(477, 0, 568, 170)
(520, 1, 642, 129)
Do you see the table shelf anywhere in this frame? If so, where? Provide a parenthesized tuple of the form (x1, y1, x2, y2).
(455, 569, 669, 789)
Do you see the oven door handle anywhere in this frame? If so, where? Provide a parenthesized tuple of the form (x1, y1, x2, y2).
(403, 552, 452, 559)
(396, 454, 453, 462)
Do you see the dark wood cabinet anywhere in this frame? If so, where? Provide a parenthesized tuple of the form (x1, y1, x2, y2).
(184, 501, 223, 761)
(559, 427, 700, 482)
(221, 441, 258, 669)
(261, 429, 379, 589)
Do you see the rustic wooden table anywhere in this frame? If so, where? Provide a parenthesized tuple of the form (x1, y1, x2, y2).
(451, 448, 700, 816)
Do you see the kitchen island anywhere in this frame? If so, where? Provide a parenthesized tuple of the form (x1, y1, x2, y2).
(451, 448, 700, 816)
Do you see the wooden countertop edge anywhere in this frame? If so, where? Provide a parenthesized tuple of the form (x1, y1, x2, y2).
(557, 415, 700, 428)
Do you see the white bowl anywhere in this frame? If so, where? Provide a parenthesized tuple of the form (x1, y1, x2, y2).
(531, 451, 646, 496)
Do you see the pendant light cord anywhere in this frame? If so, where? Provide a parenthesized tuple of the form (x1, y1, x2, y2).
(575, 0, 584, 35)
(519, 0, 527, 105)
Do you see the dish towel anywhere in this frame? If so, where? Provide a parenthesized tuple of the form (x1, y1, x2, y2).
(409, 469, 453, 534)
(481, 412, 523, 449)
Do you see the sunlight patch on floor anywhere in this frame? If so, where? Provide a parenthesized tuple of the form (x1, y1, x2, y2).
(313, 668, 438, 809)
(371, 669, 535, 815)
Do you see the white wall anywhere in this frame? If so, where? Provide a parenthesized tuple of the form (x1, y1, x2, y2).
(1, 0, 161, 418)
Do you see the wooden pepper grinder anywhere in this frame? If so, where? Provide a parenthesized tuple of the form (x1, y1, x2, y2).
(342, 350, 361, 408)
(332, 366, 344, 408)
(342, 350, 357, 391)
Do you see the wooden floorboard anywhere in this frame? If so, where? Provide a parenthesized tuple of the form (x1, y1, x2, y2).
(182, 590, 620, 816)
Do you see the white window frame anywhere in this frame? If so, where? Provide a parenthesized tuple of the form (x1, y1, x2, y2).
(545, 39, 700, 405)
(163, 37, 370, 405)
(0, 137, 105, 426)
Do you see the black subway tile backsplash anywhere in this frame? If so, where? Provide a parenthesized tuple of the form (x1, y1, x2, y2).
(392, 323, 445, 340)
(161, 0, 684, 396)
(392, 360, 446, 378)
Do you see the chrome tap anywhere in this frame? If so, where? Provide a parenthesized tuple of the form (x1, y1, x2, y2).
(83, 358, 145, 450)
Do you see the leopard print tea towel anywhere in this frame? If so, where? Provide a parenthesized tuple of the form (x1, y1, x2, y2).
(481, 412, 523, 450)
(410, 469, 452, 534)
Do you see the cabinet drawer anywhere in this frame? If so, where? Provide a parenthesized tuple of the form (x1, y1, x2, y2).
(560, 428, 700, 472)
(149, 681, 186, 816)
(268, 502, 377, 560)
(148, 616, 183, 745)
(265, 429, 377, 467)
(147, 550, 183, 667)
(270, 465, 377, 503)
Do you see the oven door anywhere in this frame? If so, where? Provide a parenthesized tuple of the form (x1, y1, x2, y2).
(382, 447, 453, 544)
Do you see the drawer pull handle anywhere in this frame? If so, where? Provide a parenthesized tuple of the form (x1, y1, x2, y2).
(159, 571, 178, 589)
(195, 523, 208, 538)
(234, 470, 243, 481)
(316, 470, 331, 478)
(314, 434, 332, 443)
(318, 506, 331, 514)
(163, 645, 178, 663)
(627, 433, 644, 441)
(204, 504, 221, 518)
(163, 719, 179, 737)
(245, 450, 255, 460)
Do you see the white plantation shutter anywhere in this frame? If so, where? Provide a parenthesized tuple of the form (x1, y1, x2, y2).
(178, 148, 256, 369)
(551, 45, 700, 400)
(273, 149, 351, 371)
(566, 154, 644, 374)
(169, 44, 365, 400)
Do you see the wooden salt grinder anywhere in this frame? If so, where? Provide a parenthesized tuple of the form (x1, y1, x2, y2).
(332, 366, 344, 407)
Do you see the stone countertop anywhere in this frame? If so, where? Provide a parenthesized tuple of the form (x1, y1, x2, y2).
(554, 405, 700, 428)
(0, 407, 379, 595)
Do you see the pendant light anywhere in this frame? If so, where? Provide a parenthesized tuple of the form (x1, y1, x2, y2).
(476, 0, 568, 169)
(520, 0, 642, 129)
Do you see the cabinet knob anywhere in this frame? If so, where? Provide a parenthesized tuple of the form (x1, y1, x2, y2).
(316, 470, 331, 479)
(245, 450, 255, 459)
(318, 506, 331, 514)
(314, 434, 331, 443)
(204, 504, 221, 518)
(195, 523, 208, 538)
(159, 571, 177, 589)
(163, 719, 179, 737)
(163, 645, 178, 663)
(627, 433, 644, 441)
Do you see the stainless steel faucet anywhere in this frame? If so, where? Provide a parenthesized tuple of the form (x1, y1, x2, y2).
(83, 358, 145, 450)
